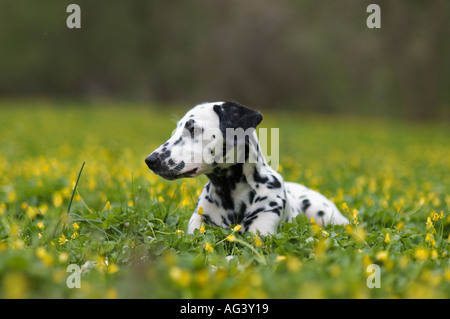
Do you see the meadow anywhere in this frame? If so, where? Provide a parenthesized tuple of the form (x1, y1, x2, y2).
(0, 100, 449, 299)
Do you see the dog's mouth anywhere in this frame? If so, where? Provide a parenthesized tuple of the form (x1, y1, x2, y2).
(156, 167, 199, 180)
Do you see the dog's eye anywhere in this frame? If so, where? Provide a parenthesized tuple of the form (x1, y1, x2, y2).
(188, 126, 199, 137)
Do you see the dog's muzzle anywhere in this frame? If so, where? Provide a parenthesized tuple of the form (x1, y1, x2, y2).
(145, 152, 197, 180)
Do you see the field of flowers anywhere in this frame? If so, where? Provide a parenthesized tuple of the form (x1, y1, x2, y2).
(0, 100, 449, 299)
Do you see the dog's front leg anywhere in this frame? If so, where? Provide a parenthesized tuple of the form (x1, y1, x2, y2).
(187, 212, 203, 234)
(246, 212, 281, 235)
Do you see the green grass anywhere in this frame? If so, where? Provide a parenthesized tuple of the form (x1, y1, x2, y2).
(0, 100, 449, 298)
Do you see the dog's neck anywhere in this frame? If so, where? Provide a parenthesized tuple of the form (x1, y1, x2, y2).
(205, 139, 268, 211)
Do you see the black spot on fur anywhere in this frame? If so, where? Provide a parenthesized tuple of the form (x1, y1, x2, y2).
(267, 176, 281, 189)
(254, 196, 268, 203)
(248, 190, 256, 204)
(317, 210, 325, 217)
(253, 167, 268, 184)
(206, 164, 244, 210)
(159, 150, 171, 161)
(173, 161, 185, 171)
(205, 195, 214, 203)
(173, 137, 182, 145)
(302, 199, 311, 211)
(202, 214, 219, 227)
(267, 208, 281, 216)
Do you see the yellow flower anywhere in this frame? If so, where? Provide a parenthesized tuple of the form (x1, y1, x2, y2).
(10, 224, 20, 237)
(37, 221, 44, 230)
(341, 202, 348, 212)
(276, 255, 287, 262)
(254, 236, 262, 247)
(384, 233, 390, 243)
(425, 233, 433, 243)
(195, 269, 210, 287)
(36, 247, 54, 266)
(226, 234, 236, 242)
(105, 288, 118, 299)
(286, 256, 302, 272)
(53, 192, 63, 208)
(96, 256, 109, 272)
(105, 201, 111, 210)
(204, 241, 213, 252)
(426, 217, 433, 230)
(352, 208, 359, 225)
(311, 223, 321, 235)
(399, 255, 409, 269)
(321, 230, 330, 238)
(445, 268, 450, 282)
(169, 266, 191, 287)
(431, 249, 438, 260)
(310, 217, 315, 224)
(197, 206, 204, 215)
(108, 263, 119, 274)
(176, 229, 184, 236)
(376, 250, 388, 262)
(199, 225, 205, 234)
(72, 222, 80, 230)
(26, 206, 38, 219)
(414, 248, 429, 261)
(232, 224, 242, 232)
(13, 239, 24, 250)
(432, 211, 440, 222)
(58, 234, 67, 245)
(180, 197, 190, 207)
(0, 202, 6, 215)
(2, 273, 28, 299)
(345, 224, 353, 235)
(71, 232, 79, 239)
(362, 255, 371, 270)
(7, 190, 17, 203)
(354, 226, 367, 243)
(59, 252, 69, 263)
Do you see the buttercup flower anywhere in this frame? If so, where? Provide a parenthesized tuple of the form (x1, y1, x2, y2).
(204, 241, 213, 252)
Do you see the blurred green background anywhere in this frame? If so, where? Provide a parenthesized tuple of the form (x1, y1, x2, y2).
(0, 0, 448, 120)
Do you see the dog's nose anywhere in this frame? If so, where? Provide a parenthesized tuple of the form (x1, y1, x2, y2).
(145, 153, 159, 169)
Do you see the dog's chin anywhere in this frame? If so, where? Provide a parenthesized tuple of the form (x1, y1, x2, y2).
(154, 167, 199, 180)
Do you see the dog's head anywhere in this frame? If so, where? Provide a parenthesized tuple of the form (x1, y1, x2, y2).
(145, 101, 262, 180)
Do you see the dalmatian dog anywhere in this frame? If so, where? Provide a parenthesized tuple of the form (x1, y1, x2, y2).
(145, 101, 348, 235)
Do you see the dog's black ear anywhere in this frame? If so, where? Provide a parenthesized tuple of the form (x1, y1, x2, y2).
(213, 102, 263, 137)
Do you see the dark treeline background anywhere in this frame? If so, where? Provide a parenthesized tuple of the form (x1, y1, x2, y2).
(0, 0, 448, 120)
